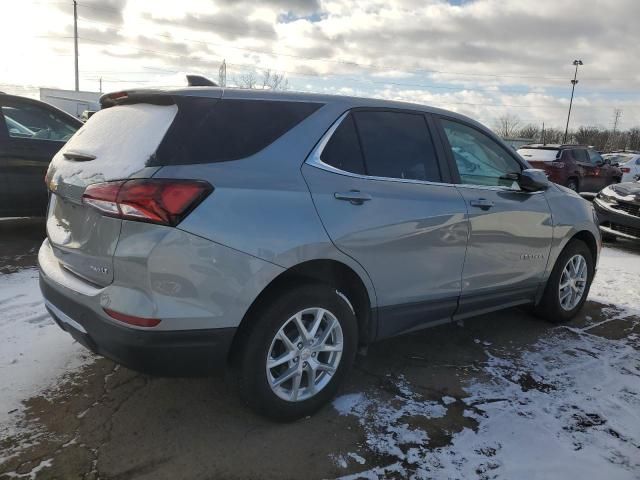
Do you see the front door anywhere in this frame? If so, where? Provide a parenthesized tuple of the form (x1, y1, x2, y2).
(436, 117, 554, 318)
(303, 109, 469, 338)
(0, 98, 79, 217)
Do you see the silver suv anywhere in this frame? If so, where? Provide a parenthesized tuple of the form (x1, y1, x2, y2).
(39, 88, 600, 419)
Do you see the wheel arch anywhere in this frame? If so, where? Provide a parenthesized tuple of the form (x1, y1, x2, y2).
(228, 259, 374, 364)
(571, 229, 598, 265)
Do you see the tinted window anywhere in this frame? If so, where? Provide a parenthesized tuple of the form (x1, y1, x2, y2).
(320, 114, 365, 174)
(573, 149, 589, 163)
(1, 102, 78, 141)
(588, 149, 604, 165)
(155, 99, 322, 165)
(441, 119, 522, 187)
(353, 111, 440, 181)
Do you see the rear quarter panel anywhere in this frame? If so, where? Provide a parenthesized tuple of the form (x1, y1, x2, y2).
(157, 102, 379, 309)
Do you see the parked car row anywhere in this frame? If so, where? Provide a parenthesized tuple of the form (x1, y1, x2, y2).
(517, 144, 623, 193)
(602, 151, 640, 182)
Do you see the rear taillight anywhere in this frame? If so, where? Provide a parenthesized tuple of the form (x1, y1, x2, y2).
(82, 179, 212, 226)
(550, 161, 565, 168)
(620, 167, 631, 173)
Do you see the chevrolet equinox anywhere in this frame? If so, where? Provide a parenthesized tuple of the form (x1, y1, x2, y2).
(39, 87, 601, 420)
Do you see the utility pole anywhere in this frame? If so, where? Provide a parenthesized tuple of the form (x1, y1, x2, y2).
(563, 59, 583, 143)
(99, 77, 102, 93)
(218, 59, 227, 87)
(73, 0, 79, 91)
(610, 108, 622, 150)
(541, 122, 545, 145)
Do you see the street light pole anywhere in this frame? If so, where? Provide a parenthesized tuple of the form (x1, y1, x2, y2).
(563, 59, 583, 143)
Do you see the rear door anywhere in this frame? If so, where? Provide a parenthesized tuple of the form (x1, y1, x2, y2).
(303, 109, 469, 338)
(435, 116, 553, 318)
(0, 97, 80, 216)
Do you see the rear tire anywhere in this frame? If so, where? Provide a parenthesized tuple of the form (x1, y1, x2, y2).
(235, 284, 358, 421)
(534, 239, 594, 323)
(566, 178, 579, 192)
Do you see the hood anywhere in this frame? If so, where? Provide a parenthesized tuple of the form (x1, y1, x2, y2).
(610, 182, 640, 204)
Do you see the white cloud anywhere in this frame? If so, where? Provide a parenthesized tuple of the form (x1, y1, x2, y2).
(1, 0, 639, 129)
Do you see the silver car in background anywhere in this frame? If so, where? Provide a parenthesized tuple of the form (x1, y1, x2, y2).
(39, 87, 601, 419)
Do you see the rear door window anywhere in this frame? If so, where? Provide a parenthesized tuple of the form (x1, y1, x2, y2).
(574, 149, 590, 163)
(352, 110, 441, 181)
(320, 114, 366, 174)
(588, 149, 604, 165)
(155, 99, 323, 165)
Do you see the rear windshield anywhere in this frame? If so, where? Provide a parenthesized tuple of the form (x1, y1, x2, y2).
(152, 98, 323, 165)
(517, 148, 560, 161)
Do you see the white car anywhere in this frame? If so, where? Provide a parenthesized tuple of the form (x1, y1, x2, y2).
(603, 152, 640, 182)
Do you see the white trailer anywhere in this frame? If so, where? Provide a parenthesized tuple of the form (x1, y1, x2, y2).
(39, 88, 101, 119)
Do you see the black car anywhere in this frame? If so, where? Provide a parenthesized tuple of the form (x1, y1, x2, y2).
(594, 181, 640, 241)
(0, 93, 83, 217)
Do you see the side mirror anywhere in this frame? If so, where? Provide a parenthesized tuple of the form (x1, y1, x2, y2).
(518, 169, 550, 192)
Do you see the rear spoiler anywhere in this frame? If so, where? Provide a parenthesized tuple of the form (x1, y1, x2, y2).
(100, 75, 218, 108)
(100, 90, 175, 108)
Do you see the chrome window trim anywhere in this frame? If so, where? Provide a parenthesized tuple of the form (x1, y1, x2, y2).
(306, 111, 457, 189)
(306, 111, 545, 195)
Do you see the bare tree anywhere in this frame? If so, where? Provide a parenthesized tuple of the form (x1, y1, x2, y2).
(493, 114, 522, 138)
(260, 70, 289, 90)
(235, 71, 258, 89)
(234, 69, 289, 91)
(519, 124, 540, 141)
(574, 126, 601, 146)
(627, 128, 640, 151)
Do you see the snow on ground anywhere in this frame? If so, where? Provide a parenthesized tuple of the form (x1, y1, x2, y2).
(590, 245, 640, 316)
(0, 268, 92, 437)
(333, 244, 640, 479)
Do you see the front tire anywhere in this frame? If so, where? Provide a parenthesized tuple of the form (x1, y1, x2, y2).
(535, 239, 594, 323)
(236, 284, 358, 421)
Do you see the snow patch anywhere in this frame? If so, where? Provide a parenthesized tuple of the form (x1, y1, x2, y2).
(0, 269, 92, 436)
(333, 245, 640, 479)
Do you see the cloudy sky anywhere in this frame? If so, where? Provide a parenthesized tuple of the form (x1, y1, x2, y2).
(2, 0, 640, 130)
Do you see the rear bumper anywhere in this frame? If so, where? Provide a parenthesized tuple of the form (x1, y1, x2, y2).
(40, 270, 236, 377)
(594, 198, 640, 241)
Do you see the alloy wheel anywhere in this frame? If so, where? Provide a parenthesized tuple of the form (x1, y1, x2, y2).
(559, 254, 588, 311)
(266, 307, 343, 402)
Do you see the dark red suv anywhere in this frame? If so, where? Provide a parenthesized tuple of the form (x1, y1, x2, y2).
(517, 144, 622, 192)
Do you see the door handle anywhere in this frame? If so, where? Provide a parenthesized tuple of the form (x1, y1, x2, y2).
(334, 190, 372, 205)
(469, 198, 494, 210)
